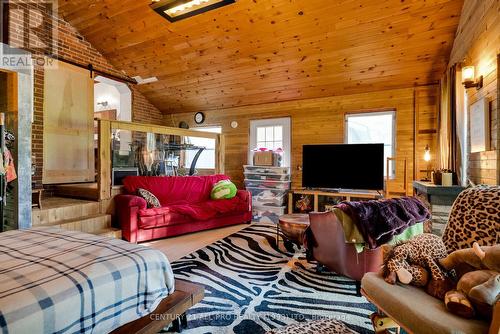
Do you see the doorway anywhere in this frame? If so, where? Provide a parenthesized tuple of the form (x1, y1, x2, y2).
(94, 76, 132, 153)
(0, 43, 34, 230)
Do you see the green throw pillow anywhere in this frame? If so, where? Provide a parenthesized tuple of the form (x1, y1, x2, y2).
(211, 180, 237, 200)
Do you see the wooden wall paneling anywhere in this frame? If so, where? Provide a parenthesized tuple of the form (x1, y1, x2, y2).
(448, 0, 499, 185)
(415, 86, 440, 181)
(58, 0, 464, 114)
(450, 0, 500, 184)
(166, 87, 439, 190)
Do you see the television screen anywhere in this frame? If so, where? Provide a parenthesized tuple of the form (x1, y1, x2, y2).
(302, 144, 384, 190)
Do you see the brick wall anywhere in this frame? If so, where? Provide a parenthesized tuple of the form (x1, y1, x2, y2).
(7, 1, 165, 188)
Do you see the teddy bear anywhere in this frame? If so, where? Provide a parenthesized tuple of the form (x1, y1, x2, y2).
(439, 243, 500, 319)
(382, 233, 448, 287)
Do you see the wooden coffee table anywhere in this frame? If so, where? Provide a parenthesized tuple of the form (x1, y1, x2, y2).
(278, 214, 310, 249)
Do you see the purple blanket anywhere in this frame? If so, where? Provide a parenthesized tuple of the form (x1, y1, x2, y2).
(337, 197, 430, 249)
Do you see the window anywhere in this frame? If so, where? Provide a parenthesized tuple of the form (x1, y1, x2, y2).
(249, 118, 291, 167)
(184, 126, 221, 169)
(256, 125, 283, 151)
(346, 111, 396, 177)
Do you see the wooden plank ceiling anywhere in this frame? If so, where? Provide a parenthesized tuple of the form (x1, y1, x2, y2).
(58, 0, 464, 114)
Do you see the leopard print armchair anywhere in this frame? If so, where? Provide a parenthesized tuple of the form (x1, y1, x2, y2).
(441, 185, 500, 254)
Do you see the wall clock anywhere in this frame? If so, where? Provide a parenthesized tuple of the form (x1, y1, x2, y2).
(194, 112, 205, 124)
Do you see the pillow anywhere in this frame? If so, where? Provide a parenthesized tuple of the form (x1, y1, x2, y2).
(137, 188, 161, 208)
(211, 180, 237, 200)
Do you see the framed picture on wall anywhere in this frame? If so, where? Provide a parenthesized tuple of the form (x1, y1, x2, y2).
(469, 98, 490, 153)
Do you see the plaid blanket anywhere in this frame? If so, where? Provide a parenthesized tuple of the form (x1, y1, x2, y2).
(0, 228, 175, 334)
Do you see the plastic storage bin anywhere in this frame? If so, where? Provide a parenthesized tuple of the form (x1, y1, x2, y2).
(243, 165, 290, 175)
(250, 188, 287, 207)
(244, 179, 291, 190)
(252, 205, 286, 223)
(244, 172, 290, 181)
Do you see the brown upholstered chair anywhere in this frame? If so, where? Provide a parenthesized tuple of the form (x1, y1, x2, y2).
(306, 211, 383, 294)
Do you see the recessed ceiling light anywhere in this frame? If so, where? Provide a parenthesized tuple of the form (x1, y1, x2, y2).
(150, 0, 235, 22)
(133, 76, 159, 85)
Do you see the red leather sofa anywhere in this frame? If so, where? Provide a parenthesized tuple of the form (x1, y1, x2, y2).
(115, 175, 252, 243)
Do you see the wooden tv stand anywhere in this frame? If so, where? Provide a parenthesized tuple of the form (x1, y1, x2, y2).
(288, 188, 383, 213)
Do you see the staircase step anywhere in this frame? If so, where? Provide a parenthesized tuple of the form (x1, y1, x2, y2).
(33, 197, 101, 226)
(47, 214, 112, 234)
(53, 183, 99, 201)
(95, 228, 122, 239)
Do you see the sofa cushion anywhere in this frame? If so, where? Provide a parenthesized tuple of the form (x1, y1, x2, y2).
(137, 188, 161, 208)
(138, 195, 248, 226)
(123, 175, 229, 206)
(361, 272, 490, 334)
(138, 207, 192, 229)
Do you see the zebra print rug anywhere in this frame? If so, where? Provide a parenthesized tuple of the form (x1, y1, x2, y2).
(171, 223, 375, 334)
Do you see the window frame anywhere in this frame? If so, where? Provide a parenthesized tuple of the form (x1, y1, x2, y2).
(183, 126, 222, 170)
(249, 117, 291, 167)
(344, 110, 397, 178)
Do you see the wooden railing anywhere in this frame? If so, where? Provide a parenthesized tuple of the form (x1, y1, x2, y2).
(97, 119, 225, 200)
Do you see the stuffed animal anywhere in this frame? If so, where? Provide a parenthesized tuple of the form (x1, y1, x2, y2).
(383, 233, 448, 286)
(440, 243, 500, 319)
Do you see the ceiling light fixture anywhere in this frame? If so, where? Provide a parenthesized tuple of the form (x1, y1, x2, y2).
(132, 76, 159, 85)
(150, 0, 235, 22)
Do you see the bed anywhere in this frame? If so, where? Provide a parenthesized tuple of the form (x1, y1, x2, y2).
(0, 227, 176, 334)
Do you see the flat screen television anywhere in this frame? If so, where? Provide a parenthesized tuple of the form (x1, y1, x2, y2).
(302, 144, 384, 190)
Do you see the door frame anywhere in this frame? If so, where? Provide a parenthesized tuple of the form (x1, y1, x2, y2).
(0, 43, 33, 229)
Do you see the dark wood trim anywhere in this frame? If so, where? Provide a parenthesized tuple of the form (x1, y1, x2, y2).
(111, 279, 204, 334)
(151, 0, 236, 22)
(417, 129, 438, 134)
(1, 0, 9, 45)
(45, 54, 137, 85)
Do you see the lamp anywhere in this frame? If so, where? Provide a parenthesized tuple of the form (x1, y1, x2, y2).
(422, 145, 432, 181)
(151, 0, 235, 22)
(462, 65, 483, 89)
(423, 145, 431, 162)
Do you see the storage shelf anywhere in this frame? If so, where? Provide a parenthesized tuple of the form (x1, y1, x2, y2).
(288, 188, 383, 213)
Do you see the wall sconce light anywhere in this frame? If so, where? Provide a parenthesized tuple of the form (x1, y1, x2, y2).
(423, 145, 431, 162)
(462, 65, 483, 89)
(97, 101, 109, 108)
(151, 0, 235, 22)
(422, 145, 432, 181)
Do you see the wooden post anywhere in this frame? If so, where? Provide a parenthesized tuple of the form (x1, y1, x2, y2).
(216, 134, 225, 174)
(98, 119, 111, 200)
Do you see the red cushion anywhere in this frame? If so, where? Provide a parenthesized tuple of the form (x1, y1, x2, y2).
(138, 207, 192, 229)
(123, 175, 229, 206)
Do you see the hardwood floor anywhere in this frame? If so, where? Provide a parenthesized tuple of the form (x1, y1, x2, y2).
(142, 223, 251, 262)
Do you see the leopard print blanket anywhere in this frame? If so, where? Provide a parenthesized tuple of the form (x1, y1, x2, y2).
(442, 185, 500, 254)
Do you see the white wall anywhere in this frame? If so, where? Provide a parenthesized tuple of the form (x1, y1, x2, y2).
(94, 76, 132, 153)
(94, 82, 121, 114)
(94, 76, 132, 122)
